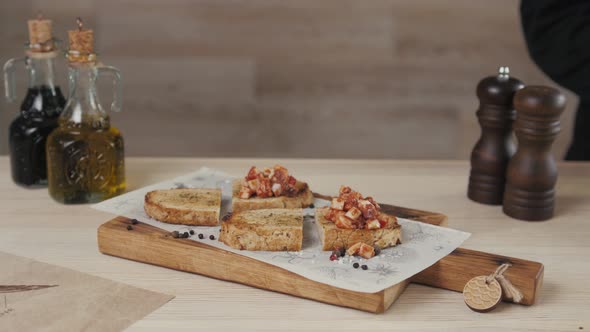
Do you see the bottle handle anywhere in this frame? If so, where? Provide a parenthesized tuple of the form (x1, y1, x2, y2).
(96, 63, 123, 113)
(3, 57, 27, 103)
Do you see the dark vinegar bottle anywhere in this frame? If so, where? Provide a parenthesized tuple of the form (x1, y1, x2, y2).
(3, 16, 65, 187)
(8, 84, 66, 186)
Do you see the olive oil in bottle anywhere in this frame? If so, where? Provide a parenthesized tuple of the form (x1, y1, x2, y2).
(3, 16, 65, 186)
(47, 18, 125, 204)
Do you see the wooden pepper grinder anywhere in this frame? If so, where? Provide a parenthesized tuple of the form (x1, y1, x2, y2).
(503, 86, 566, 221)
(468, 67, 524, 205)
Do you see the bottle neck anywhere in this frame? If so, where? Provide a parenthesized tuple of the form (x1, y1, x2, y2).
(61, 63, 110, 129)
(27, 55, 58, 90)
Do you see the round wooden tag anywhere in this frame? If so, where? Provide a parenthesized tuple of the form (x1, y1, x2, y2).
(463, 275, 503, 312)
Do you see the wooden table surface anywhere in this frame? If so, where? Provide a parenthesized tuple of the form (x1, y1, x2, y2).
(1, 157, 588, 331)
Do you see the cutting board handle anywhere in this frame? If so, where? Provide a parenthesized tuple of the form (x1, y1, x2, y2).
(412, 247, 544, 305)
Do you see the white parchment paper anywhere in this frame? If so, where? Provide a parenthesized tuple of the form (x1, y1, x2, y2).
(93, 167, 470, 293)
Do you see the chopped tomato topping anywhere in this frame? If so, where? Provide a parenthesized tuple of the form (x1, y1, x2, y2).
(240, 165, 304, 199)
(339, 186, 352, 195)
(256, 178, 272, 198)
(325, 187, 398, 230)
(246, 166, 259, 180)
(366, 196, 381, 210)
(335, 215, 356, 229)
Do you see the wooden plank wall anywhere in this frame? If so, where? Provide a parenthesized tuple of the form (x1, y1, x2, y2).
(0, 0, 577, 159)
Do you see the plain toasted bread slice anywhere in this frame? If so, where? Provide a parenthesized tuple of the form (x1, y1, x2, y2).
(231, 179, 313, 213)
(219, 208, 303, 251)
(315, 207, 401, 251)
(144, 188, 221, 226)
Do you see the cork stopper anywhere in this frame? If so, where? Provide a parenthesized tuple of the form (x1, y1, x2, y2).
(67, 18, 96, 63)
(27, 14, 54, 52)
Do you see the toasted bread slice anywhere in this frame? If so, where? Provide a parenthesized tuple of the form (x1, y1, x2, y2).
(231, 179, 313, 213)
(144, 188, 221, 226)
(315, 207, 401, 251)
(219, 208, 303, 251)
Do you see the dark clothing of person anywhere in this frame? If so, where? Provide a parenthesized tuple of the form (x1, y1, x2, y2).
(520, 0, 590, 160)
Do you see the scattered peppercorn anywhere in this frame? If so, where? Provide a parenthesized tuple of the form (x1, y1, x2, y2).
(339, 247, 346, 257)
(361, 265, 368, 270)
(183, 232, 190, 238)
(309, 204, 315, 209)
(172, 231, 180, 238)
(209, 235, 216, 240)
(189, 230, 195, 235)
(353, 262, 359, 269)
(131, 219, 138, 225)
(127, 225, 133, 231)
(198, 233, 204, 239)
(373, 245, 381, 256)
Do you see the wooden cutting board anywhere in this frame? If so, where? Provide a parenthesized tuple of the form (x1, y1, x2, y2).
(97, 202, 544, 313)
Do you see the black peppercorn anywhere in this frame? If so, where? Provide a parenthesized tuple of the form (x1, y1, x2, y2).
(183, 232, 190, 238)
(131, 219, 138, 225)
(339, 247, 346, 257)
(373, 245, 381, 256)
(127, 225, 133, 231)
(309, 204, 315, 209)
(209, 235, 215, 240)
(189, 230, 195, 235)
(198, 233, 204, 239)
(172, 231, 180, 238)
(361, 265, 368, 270)
(353, 262, 359, 269)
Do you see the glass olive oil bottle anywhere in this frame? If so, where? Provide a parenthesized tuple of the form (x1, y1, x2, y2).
(46, 19, 125, 204)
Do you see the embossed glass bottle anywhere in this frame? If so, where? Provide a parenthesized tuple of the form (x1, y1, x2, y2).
(3, 17, 65, 186)
(46, 20, 125, 204)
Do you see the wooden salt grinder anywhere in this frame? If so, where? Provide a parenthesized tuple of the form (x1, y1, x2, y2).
(503, 86, 566, 221)
(468, 67, 524, 205)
